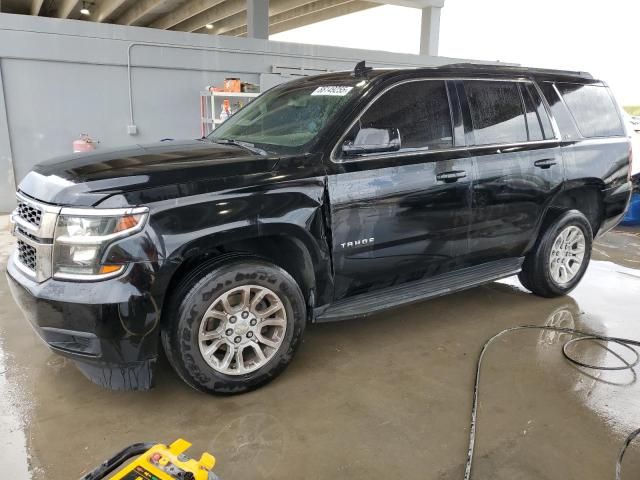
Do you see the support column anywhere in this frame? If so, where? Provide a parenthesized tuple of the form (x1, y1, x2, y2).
(247, 0, 269, 39)
(420, 5, 441, 56)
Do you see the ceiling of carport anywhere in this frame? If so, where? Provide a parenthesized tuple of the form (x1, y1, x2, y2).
(2, 0, 383, 37)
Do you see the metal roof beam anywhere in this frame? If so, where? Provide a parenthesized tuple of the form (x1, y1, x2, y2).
(93, 0, 131, 22)
(171, 0, 246, 32)
(221, 0, 375, 36)
(31, 0, 45, 15)
(191, 0, 322, 33)
(116, 0, 175, 25)
(193, 10, 244, 33)
(269, 0, 375, 33)
(55, 0, 80, 18)
(148, 0, 224, 29)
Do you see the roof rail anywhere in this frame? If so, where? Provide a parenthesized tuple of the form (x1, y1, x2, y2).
(440, 62, 593, 79)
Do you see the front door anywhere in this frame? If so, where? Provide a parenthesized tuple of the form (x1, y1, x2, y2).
(327, 79, 475, 301)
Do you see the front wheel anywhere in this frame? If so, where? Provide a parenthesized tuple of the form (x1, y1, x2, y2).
(519, 210, 593, 298)
(161, 259, 306, 394)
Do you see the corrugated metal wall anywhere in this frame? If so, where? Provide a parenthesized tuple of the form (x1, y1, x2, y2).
(0, 13, 466, 211)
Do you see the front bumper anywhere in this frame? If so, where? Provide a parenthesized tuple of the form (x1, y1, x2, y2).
(6, 256, 163, 391)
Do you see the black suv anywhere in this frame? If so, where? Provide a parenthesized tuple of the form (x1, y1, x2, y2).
(7, 63, 633, 394)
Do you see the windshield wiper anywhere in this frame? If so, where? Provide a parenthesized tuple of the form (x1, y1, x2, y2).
(213, 138, 268, 156)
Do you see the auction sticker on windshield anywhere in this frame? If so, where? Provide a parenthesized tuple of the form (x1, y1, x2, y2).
(311, 86, 354, 96)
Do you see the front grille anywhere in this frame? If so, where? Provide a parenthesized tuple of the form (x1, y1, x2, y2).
(17, 201, 42, 227)
(16, 227, 38, 241)
(17, 240, 37, 271)
(13, 195, 59, 282)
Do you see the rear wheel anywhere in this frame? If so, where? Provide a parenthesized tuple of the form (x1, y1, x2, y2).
(519, 210, 593, 298)
(162, 259, 306, 394)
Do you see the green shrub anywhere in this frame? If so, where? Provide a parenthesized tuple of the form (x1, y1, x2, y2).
(624, 106, 640, 116)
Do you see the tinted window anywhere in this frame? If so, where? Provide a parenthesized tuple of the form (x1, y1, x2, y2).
(521, 85, 544, 141)
(522, 84, 554, 140)
(464, 81, 528, 145)
(342, 80, 453, 154)
(539, 81, 578, 138)
(556, 83, 624, 138)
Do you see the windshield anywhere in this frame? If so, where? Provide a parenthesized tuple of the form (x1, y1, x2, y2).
(208, 79, 362, 154)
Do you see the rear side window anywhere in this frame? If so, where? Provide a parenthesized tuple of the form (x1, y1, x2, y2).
(539, 81, 578, 138)
(342, 80, 453, 154)
(521, 84, 554, 140)
(463, 81, 528, 145)
(556, 83, 624, 138)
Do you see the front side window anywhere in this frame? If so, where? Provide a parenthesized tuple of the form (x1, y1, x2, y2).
(463, 80, 528, 145)
(556, 83, 624, 138)
(209, 80, 360, 154)
(340, 80, 453, 158)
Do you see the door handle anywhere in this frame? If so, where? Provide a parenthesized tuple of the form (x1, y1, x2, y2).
(534, 158, 557, 169)
(436, 170, 467, 182)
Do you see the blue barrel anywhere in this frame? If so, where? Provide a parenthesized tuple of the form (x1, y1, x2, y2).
(621, 173, 640, 226)
(621, 192, 640, 226)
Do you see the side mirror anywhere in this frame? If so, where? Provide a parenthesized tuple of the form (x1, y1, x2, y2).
(342, 127, 401, 156)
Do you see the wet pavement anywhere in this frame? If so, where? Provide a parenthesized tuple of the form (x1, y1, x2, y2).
(0, 217, 639, 480)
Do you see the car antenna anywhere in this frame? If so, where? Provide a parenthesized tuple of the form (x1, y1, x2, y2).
(352, 60, 372, 78)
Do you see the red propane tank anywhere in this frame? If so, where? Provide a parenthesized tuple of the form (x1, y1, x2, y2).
(73, 134, 97, 153)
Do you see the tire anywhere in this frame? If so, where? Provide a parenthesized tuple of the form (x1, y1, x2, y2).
(518, 210, 593, 298)
(161, 258, 306, 394)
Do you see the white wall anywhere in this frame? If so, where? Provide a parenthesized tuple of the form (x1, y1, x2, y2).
(0, 12, 470, 212)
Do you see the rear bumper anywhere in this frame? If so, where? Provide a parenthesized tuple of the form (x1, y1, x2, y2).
(6, 256, 162, 391)
(598, 180, 634, 237)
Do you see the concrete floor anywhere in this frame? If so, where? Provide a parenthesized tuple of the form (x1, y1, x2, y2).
(1, 217, 639, 480)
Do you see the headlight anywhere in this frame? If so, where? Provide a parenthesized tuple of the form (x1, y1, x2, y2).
(52, 207, 148, 280)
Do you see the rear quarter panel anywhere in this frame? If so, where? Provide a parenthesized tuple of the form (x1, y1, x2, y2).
(537, 78, 632, 235)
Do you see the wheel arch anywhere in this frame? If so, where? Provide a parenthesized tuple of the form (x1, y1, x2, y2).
(526, 185, 603, 253)
(155, 223, 331, 324)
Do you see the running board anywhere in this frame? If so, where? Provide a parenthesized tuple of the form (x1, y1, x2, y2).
(315, 257, 524, 323)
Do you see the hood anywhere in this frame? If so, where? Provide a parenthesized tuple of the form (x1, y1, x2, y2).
(18, 140, 279, 206)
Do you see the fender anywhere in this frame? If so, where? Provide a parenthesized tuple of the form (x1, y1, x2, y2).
(144, 173, 334, 308)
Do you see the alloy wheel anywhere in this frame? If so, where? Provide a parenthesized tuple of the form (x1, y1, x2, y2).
(198, 285, 287, 375)
(548, 225, 586, 286)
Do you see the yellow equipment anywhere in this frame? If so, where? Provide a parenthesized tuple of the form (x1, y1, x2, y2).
(81, 439, 219, 480)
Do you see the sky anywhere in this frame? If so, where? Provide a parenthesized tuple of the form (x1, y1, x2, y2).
(270, 0, 640, 106)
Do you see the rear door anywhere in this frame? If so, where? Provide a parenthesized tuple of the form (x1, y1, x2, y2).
(551, 82, 631, 232)
(327, 79, 475, 301)
(457, 79, 564, 263)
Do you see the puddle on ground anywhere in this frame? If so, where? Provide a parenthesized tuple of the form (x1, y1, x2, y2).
(499, 259, 640, 437)
(0, 335, 33, 478)
(0, 225, 638, 479)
